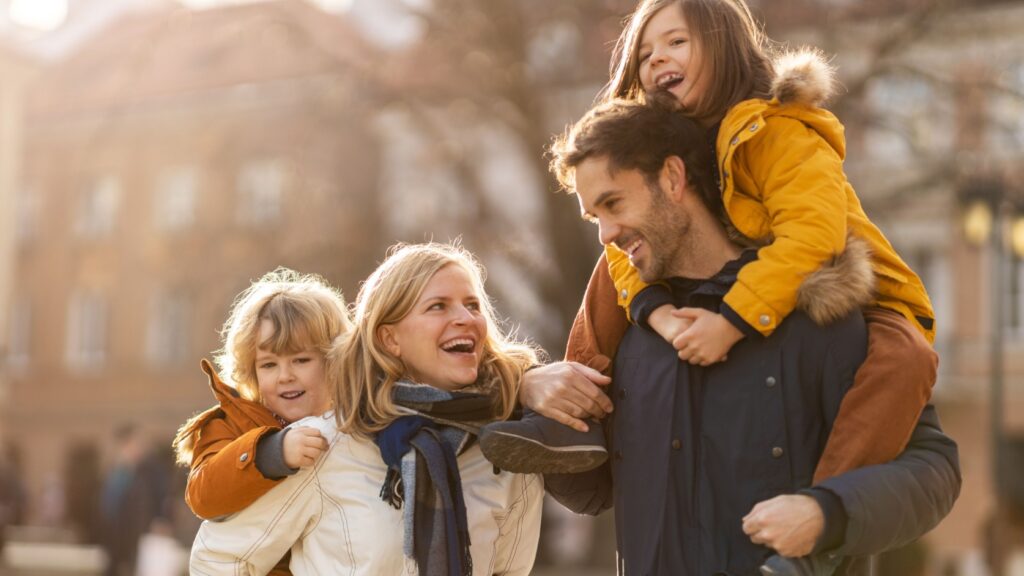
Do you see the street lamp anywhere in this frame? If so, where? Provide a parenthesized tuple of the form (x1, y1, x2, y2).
(958, 179, 1024, 551)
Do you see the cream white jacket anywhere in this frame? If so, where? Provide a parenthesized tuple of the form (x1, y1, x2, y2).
(189, 413, 543, 576)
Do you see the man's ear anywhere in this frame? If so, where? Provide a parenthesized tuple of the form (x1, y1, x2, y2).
(660, 155, 688, 202)
(377, 325, 401, 358)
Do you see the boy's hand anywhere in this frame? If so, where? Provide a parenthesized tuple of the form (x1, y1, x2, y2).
(283, 426, 328, 469)
(647, 304, 693, 346)
(671, 308, 744, 366)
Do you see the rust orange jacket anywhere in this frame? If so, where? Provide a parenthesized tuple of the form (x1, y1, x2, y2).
(173, 359, 291, 575)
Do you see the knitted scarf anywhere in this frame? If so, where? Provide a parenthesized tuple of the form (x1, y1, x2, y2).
(375, 381, 497, 576)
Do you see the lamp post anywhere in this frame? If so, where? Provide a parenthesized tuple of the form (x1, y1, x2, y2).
(959, 179, 1024, 541)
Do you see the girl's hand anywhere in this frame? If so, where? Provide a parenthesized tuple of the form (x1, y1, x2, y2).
(283, 427, 328, 469)
(647, 304, 694, 346)
(671, 308, 744, 366)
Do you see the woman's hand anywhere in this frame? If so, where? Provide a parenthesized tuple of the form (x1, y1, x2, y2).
(519, 362, 612, 432)
(283, 427, 328, 469)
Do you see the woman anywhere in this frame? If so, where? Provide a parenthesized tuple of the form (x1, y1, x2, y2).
(189, 243, 544, 576)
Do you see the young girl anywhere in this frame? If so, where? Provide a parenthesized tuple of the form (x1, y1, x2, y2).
(576, 0, 938, 485)
(189, 243, 544, 576)
(172, 268, 352, 575)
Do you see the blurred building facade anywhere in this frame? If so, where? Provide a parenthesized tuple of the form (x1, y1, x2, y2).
(0, 0, 386, 533)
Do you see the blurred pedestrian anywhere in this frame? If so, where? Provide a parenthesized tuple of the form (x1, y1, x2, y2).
(100, 424, 165, 576)
(0, 442, 26, 551)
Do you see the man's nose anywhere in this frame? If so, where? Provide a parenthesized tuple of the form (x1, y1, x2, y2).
(598, 218, 619, 247)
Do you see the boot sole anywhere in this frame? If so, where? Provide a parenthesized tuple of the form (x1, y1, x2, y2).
(478, 429, 608, 474)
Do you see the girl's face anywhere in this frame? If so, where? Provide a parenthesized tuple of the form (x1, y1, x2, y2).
(379, 263, 488, 392)
(255, 319, 331, 423)
(637, 4, 709, 111)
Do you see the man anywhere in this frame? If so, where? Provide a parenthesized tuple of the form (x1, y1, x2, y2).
(517, 97, 960, 575)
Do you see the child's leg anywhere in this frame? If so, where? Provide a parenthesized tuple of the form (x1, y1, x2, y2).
(813, 307, 938, 483)
(565, 252, 630, 373)
(480, 255, 627, 474)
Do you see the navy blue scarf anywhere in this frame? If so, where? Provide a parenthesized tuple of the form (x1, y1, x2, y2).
(375, 381, 496, 576)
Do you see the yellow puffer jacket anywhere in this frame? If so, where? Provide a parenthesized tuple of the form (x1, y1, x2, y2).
(607, 50, 935, 343)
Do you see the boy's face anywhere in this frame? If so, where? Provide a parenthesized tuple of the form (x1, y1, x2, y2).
(255, 319, 331, 423)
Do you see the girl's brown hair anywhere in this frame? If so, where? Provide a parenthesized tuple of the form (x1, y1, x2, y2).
(605, 0, 775, 123)
(331, 242, 539, 438)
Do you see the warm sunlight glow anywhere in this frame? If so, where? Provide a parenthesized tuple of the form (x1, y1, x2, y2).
(178, 0, 353, 11)
(9, 0, 68, 31)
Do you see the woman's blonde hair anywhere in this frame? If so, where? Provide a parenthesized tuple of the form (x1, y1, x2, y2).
(332, 242, 539, 437)
(605, 0, 775, 122)
(216, 268, 353, 401)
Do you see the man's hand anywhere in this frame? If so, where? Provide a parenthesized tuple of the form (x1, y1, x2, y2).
(283, 427, 328, 469)
(671, 308, 743, 366)
(519, 362, 613, 433)
(742, 494, 824, 557)
(648, 304, 693, 346)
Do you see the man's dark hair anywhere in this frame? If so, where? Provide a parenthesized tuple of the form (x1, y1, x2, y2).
(549, 92, 722, 219)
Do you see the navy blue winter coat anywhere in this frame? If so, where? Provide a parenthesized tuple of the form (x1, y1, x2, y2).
(546, 271, 960, 575)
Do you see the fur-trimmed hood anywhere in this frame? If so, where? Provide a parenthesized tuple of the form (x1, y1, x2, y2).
(771, 48, 838, 107)
(797, 235, 875, 326)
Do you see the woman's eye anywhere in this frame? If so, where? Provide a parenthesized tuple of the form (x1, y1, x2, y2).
(670, 37, 687, 46)
(428, 302, 444, 311)
(466, 301, 481, 312)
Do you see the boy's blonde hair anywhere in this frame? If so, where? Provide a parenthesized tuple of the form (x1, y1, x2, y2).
(216, 268, 353, 401)
(605, 0, 775, 122)
(173, 268, 351, 465)
(332, 243, 539, 437)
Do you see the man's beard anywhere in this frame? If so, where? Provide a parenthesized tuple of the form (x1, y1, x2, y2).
(635, 183, 690, 283)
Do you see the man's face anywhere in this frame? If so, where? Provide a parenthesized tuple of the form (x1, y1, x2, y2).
(575, 156, 688, 282)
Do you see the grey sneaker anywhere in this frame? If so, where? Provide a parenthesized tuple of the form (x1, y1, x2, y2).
(760, 553, 842, 576)
(478, 411, 608, 474)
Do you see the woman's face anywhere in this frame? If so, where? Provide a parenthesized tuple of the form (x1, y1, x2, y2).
(379, 264, 488, 392)
(637, 4, 709, 110)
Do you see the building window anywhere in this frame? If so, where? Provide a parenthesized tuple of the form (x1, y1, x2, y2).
(909, 249, 952, 343)
(75, 176, 120, 238)
(145, 291, 191, 367)
(15, 188, 39, 243)
(7, 300, 31, 370)
(154, 166, 197, 231)
(1011, 255, 1024, 334)
(236, 159, 284, 226)
(65, 292, 108, 369)
(864, 75, 953, 163)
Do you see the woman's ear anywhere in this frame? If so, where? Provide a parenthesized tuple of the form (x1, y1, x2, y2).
(377, 325, 401, 358)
